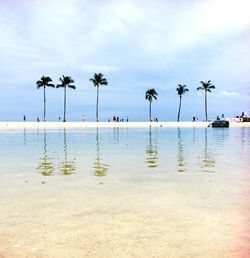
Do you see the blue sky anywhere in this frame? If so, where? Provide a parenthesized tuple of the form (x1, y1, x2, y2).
(0, 0, 249, 121)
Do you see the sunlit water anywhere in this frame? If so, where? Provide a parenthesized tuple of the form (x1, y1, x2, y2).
(0, 127, 249, 257)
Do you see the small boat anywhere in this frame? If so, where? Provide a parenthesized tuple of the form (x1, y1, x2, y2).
(211, 120, 229, 128)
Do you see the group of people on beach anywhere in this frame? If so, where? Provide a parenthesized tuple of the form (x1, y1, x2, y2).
(23, 115, 130, 122)
(109, 116, 128, 122)
(23, 111, 248, 122)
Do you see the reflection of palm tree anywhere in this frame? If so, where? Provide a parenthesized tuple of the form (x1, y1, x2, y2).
(94, 128, 109, 177)
(177, 128, 186, 172)
(199, 128, 215, 172)
(37, 130, 55, 176)
(59, 129, 76, 175)
(145, 127, 158, 169)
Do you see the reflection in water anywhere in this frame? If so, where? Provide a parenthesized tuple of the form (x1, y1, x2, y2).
(37, 130, 55, 176)
(145, 126, 158, 169)
(192, 127, 196, 143)
(241, 127, 250, 151)
(94, 128, 109, 177)
(113, 127, 119, 143)
(23, 128, 26, 145)
(37, 129, 76, 176)
(177, 128, 186, 172)
(59, 129, 76, 175)
(199, 128, 215, 172)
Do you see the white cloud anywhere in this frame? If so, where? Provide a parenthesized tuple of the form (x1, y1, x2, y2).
(0, 0, 250, 120)
(220, 90, 241, 97)
(218, 90, 250, 100)
(79, 64, 120, 73)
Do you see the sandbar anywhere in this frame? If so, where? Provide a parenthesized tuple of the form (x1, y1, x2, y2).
(0, 121, 249, 129)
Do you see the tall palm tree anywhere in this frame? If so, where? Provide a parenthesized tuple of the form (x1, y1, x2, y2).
(56, 75, 76, 122)
(36, 76, 54, 121)
(89, 73, 108, 122)
(145, 88, 158, 122)
(197, 80, 215, 122)
(176, 84, 189, 122)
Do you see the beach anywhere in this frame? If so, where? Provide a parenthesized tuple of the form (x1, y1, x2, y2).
(1, 0, 250, 256)
(0, 121, 250, 129)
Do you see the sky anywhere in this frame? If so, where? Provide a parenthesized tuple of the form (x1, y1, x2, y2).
(0, 0, 249, 121)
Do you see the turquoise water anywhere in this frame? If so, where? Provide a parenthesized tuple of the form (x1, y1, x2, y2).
(0, 127, 249, 177)
(0, 127, 250, 257)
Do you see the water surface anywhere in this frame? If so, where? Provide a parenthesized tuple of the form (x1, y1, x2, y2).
(0, 127, 249, 257)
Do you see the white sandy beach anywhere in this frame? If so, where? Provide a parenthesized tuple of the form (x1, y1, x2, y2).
(0, 121, 250, 129)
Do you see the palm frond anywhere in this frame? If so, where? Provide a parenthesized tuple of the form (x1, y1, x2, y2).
(36, 76, 54, 89)
(68, 85, 76, 90)
(176, 84, 189, 96)
(100, 78, 108, 85)
(90, 73, 108, 87)
(145, 88, 158, 102)
(36, 81, 43, 88)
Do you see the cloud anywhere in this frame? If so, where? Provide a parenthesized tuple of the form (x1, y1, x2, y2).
(79, 64, 120, 73)
(219, 90, 250, 100)
(0, 0, 250, 120)
(220, 90, 241, 97)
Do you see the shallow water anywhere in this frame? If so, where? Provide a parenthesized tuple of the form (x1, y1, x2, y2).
(0, 127, 249, 257)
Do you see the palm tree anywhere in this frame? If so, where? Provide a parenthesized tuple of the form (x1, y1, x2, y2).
(145, 88, 158, 121)
(36, 76, 54, 121)
(89, 73, 108, 122)
(56, 75, 76, 122)
(197, 80, 215, 122)
(176, 84, 189, 122)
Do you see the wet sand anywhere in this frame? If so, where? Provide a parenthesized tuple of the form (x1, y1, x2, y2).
(0, 173, 248, 258)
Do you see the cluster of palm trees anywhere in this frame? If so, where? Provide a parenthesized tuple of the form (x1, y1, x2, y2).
(36, 73, 107, 122)
(145, 80, 215, 122)
(37, 73, 215, 122)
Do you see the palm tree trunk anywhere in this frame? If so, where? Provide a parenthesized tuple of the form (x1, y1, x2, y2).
(43, 86, 46, 122)
(96, 86, 99, 122)
(149, 101, 152, 122)
(205, 91, 207, 122)
(63, 86, 66, 122)
(177, 96, 182, 122)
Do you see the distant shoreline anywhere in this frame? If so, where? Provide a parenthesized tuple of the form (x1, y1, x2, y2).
(0, 121, 250, 129)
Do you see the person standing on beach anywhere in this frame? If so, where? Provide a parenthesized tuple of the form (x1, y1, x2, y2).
(23, 115, 26, 122)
